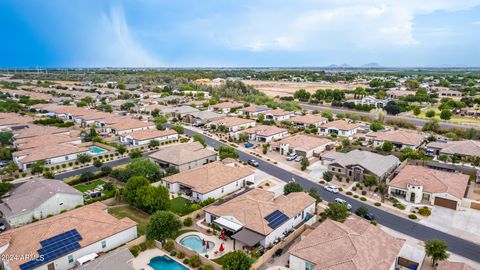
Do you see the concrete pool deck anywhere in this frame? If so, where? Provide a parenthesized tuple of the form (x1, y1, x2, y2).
(131, 248, 191, 270)
(176, 231, 239, 259)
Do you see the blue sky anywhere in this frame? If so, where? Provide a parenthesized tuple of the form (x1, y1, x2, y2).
(1, 0, 480, 67)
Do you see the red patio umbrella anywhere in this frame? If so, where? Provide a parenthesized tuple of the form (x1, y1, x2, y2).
(221, 230, 226, 241)
(206, 241, 210, 249)
(219, 243, 224, 253)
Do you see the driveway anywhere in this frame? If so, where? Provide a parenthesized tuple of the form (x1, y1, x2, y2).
(419, 206, 480, 243)
(307, 161, 327, 180)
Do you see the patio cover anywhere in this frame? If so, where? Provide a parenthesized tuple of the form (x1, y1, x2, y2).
(214, 216, 243, 232)
(232, 228, 265, 247)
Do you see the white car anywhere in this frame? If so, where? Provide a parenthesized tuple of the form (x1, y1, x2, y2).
(324, 185, 339, 193)
(334, 198, 352, 210)
(286, 153, 297, 161)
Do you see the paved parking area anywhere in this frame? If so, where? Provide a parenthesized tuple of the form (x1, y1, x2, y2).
(419, 206, 480, 243)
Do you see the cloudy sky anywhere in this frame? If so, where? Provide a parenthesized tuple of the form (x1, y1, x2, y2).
(1, 0, 480, 67)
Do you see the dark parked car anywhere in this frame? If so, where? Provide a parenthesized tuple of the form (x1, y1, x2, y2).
(355, 206, 375, 221)
(247, 159, 259, 167)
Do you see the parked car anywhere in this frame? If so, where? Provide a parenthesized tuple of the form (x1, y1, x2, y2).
(286, 153, 297, 161)
(0, 222, 5, 232)
(355, 206, 375, 221)
(244, 142, 254, 148)
(0, 161, 9, 168)
(334, 198, 352, 210)
(324, 185, 339, 193)
(247, 159, 259, 167)
(294, 156, 303, 162)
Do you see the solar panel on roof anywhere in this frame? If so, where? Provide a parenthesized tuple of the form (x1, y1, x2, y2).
(265, 210, 289, 229)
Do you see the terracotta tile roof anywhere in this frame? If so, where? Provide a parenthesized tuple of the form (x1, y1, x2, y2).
(366, 130, 425, 146)
(271, 134, 332, 151)
(209, 117, 256, 128)
(323, 150, 399, 177)
(242, 125, 288, 137)
(163, 161, 254, 194)
(206, 189, 315, 235)
(320, 120, 361, 131)
(0, 113, 33, 126)
(290, 115, 327, 125)
(108, 119, 155, 131)
(437, 261, 475, 270)
(143, 104, 169, 112)
(289, 218, 404, 270)
(426, 140, 480, 157)
(122, 129, 177, 141)
(265, 108, 293, 116)
(388, 165, 469, 199)
(212, 102, 243, 109)
(0, 202, 136, 270)
(12, 125, 70, 139)
(15, 134, 80, 150)
(238, 105, 270, 113)
(149, 141, 217, 165)
(13, 144, 89, 164)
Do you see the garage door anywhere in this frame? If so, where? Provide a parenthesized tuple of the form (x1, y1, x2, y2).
(434, 197, 457, 210)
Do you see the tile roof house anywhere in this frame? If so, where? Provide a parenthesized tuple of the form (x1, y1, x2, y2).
(13, 134, 81, 150)
(161, 105, 199, 119)
(270, 134, 334, 158)
(237, 105, 270, 118)
(182, 111, 225, 126)
(106, 119, 156, 135)
(321, 150, 400, 181)
(156, 161, 254, 202)
(205, 188, 316, 248)
(388, 165, 469, 210)
(0, 113, 32, 130)
(319, 120, 361, 137)
(365, 130, 425, 150)
(264, 109, 295, 121)
(0, 178, 84, 228)
(149, 142, 217, 172)
(13, 144, 90, 171)
(119, 129, 178, 146)
(209, 102, 243, 113)
(208, 117, 256, 132)
(288, 218, 406, 270)
(0, 202, 137, 270)
(290, 115, 328, 128)
(238, 125, 289, 143)
(426, 140, 480, 159)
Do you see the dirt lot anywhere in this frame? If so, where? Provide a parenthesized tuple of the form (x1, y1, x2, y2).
(241, 80, 368, 97)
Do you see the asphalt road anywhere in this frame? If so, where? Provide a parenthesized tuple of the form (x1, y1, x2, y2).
(300, 103, 479, 130)
(56, 126, 480, 262)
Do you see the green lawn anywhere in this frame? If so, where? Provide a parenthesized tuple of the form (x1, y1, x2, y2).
(108, 205, 150, 235)
(170, 197, 190, 215)
(414, 109, 480, 124)
(74, 179, 106, 192)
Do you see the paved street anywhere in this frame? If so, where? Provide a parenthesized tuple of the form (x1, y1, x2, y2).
(55, 126, 480, 262)
(299, 103, 480, 129)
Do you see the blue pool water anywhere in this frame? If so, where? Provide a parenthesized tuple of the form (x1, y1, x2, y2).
(149, 256, 188, 270)
(89, 146, 107, 155)
(179, 235, 215, 253)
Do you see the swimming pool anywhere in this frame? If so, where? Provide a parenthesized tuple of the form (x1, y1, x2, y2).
(149, 256, 188, 270)
(89, 146, 107, 155)
(179, 235, 215, 254)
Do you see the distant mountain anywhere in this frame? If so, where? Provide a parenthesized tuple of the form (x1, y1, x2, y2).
(327, 63, 351, 68)
(361, 62, 382, 68)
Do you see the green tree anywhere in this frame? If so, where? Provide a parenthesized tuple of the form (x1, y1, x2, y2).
(221, 250, 253, 270)
(93, 159, 103, 168)
(300, 157, 310, 171)
(422, 120, 440, 133)
(412, 106, 421, 116)
(31, 160, 46, 175)
(425, 110, 436, 118)
(262, 144, 268, 154)
(0, 147, 12, 160)
(382, 141, 394, 152)
(76, 101, 87, 107)
(128, 148, 143, 159)
(146, 211, 182, 242)
(0, 131, 13, 145)
(126, 158, 161, 181)
(363, 174, 378, 190)
(171, 124, 184, 134)
(154, 115, 168, 125)
(424, 239, 449, 267)
(257, 114, 265, 123)
(323, 171, 333, 181)
(321, 110, 334, 121)
(116, 145, 127, 155)
(308, 188, 322, 203)
(283, 182, 303, 195)
(120, 102, 135, 111)
(293, 89, 311, 101)
(193, 134, 206, 147)
(77, 153, 92, 164)
(440, 109, 452, 120)
(135, 185, 170, 213)
(370, 122, 384, 132)
(324, 201, 350, 222)
(123, 176, 150, 205)
(149, 140, 160, 148)
(0, 182, 13, 197)
(218, 146, 238, 160)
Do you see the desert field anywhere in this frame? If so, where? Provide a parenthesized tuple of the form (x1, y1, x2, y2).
(241, 80, 368, 97)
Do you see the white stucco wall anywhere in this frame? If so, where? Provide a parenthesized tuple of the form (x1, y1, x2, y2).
(193, 173, 255, 202)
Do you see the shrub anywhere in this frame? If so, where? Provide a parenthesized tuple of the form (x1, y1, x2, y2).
(183, 259, 189, 265)
(360, 197, 367, 201)
(323, 171, 333, 181)
(130, 245, 141, 257)
(418, 207, 431, 217)
(353, 195, 359, 198)
(170, 251, 177, 257)
(408, 214, 417, 220)
(395, 204, 406, 210)
(177, 252, 185, 259)
(164, 239, 174, 252)
(146, 239, 156, 249)
(338, 188, 343, 192)
(374, 202, 381, 207)
(319, 180, 325, 184)
(361, 190, 367, 196)
(183, 217, 193, 227)
(189, 255, 201, 268)
(203, 265, 214, 270)
(352, 187, 357, 191)
(346, 191, 353, 195)
(370, 220, 378, 226)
